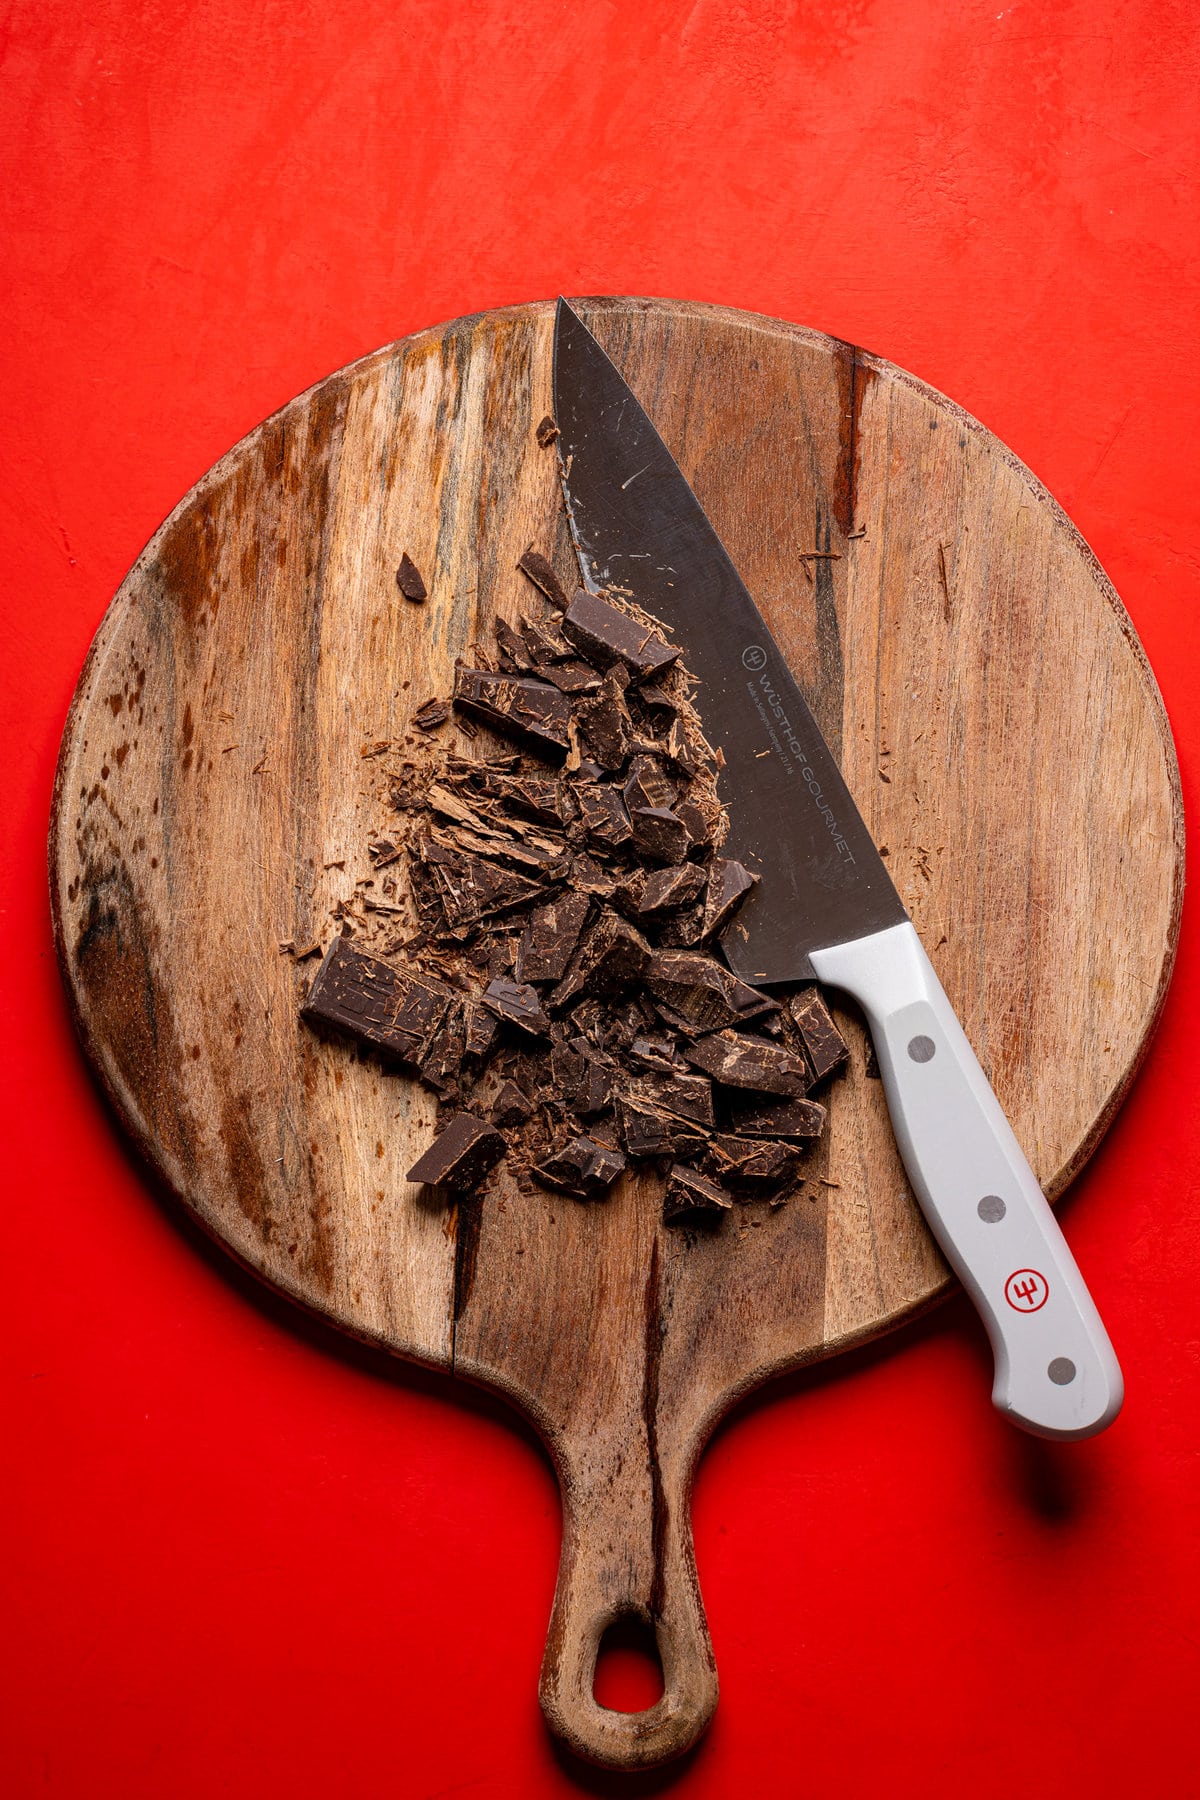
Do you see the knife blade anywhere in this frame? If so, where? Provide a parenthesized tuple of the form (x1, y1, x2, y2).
(553, 298, 1123, 1440)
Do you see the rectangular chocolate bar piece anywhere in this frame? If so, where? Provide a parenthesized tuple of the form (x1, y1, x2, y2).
(301, 936, 454, 1068)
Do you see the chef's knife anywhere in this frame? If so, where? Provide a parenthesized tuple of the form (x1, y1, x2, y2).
(553, 298, 1123, 1440)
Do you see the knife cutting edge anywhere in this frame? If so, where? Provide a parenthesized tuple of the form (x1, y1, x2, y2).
(553, 297, 1122, 1441)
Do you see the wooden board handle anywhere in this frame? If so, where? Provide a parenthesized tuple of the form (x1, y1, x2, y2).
(538, 1446, 717, 1769)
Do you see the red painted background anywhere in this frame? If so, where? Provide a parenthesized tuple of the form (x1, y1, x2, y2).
(3, 3, 1197, 1794)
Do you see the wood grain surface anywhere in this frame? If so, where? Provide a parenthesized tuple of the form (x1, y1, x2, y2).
(49, 298, 1183, 1769)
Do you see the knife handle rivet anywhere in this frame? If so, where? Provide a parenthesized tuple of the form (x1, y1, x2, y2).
(907, 1034, 936, 1063)
(978, 1195, 1007, 1223)
(1048, 1358, 1077, 1386)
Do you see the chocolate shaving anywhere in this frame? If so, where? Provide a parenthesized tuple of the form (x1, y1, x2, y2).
(534, 416, 560, 448)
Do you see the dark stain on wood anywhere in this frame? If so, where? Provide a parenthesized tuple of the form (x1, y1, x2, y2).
(642, 1234, 667, 1621)
(72, 857, 193, 1167)
(830, 338, 875, 539)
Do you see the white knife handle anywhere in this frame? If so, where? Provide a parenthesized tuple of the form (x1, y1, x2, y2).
(810, 921, 1123, 1440)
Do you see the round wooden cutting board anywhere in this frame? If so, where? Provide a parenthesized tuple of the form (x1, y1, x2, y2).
(50, 298, 1183, 1769)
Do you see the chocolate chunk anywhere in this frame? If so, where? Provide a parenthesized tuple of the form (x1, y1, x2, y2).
(494, 617, 533, 671)
(628, 1034, 682, 1073)
(569, 853, 618, 900)
(407, 1113, 506, 1191)
(490, 1080, 533, 1127)
(703, 858, 758, 940)
(622, 754, 676, 815)
(535, 658, 603, 696)
(520, 611, 574, 664)
(514, 892, 591, 983)
(418, 1000, 468, 1096)
(788, 988, 850, 1084)
(575, 1058, 613, 1116)
(709, 1134, 802, 1192)
(683, 1030, 808, 1095)
(663, 716, 704, 777)
(463, 1002, 502, 1065)
(395, 552, 428, 603)
(535, 416, 560, 448)
(533, 1136, 626, 1200)
(653, 902, 707, 948)
(638, 684, 676, 713)
(412, 697, 450, 731)
(418, 839, 548, 928)
(630, 806, 690, 865)
(551, 908, 651, 1007)
(677, 798, 717, 849)
(617, 1097, 708, 1159)
(642, 951, 775, 1033)
(574, 672, 634, 770)
(726, 1094, 826, 1138)
(575, 782, 633, 850)
(663, 1165, 732, 1221)
(479, 773, 568, 828)
(452, 667, 571, 758)
(561, 589, 680, 683)
(628, 1069, 714, 1126)
(518, 547, 569, 610)
(302, 937, 452, 1066)
(482, 977, 551, 1036)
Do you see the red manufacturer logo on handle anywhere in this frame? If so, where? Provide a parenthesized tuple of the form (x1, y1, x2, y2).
(1005, 1269, 1049, 1312)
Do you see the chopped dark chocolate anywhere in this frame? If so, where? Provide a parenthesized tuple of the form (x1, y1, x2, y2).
(622, 754, 676, 815)
(535, 416, 560, 448)
(302, 509, 852, 1244)
(535, 658, 603, 696)
(514, 892, 591, 983)
(663, 1165, 732, 1220)
(726, 1094, 826, 1138)
(518, 546, 569, 610)
(417, 839, 548, 929)
(453, 667, 571, 758)
(494, 616, 533, 671)
(617, 1097, 708, 1160)
(628, 1069, 714, 1126)
(412, 697, 451, 731)
(551, 909, 651, 1007)
(573, 672, 634, 770)
(643, 951, 775, 1033)
(463, 1002, 502, 1065)
(490, 1079, 533, 1127)
(395, 552, 428, 604)
(407, 1112, 506, 1191)
(677, 798, 718, 849)
(664, 716, 704, 777)
(575, 782, 633, 850)
(302, 937, 452, 1067)
(418, 1000, 468, 1096)
(561, 589, 681, 683)
(789, 988, 850, 1084)
(709, 1134, 801, 1192)
(630, 806, 691, 865)
(702, 857, 758, 940)
(683, 1030, 808, 1095)
(533, 1135, 626, 1200)
(482, 977, 551, 1036)
(520, 611, 574, 664)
